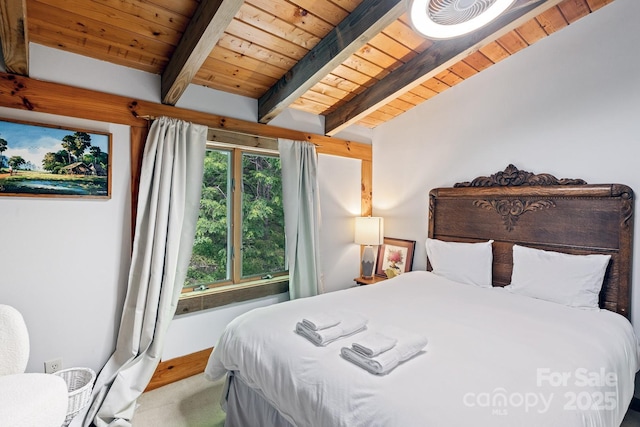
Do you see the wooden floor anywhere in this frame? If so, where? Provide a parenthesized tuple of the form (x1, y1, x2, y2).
(145, 347, 213, 392)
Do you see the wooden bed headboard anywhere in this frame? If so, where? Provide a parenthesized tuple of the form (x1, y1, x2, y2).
(428, 165, 634, 318)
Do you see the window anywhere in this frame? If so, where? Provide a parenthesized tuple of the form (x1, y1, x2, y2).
(185, 144, 286, 291)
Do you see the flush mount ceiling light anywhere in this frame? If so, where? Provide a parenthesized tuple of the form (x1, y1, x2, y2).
(408, 0, 517, 39)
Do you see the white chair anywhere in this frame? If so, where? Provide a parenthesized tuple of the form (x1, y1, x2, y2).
(0, 304, 69, 427)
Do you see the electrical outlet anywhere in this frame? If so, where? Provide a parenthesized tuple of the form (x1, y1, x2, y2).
(44, 358, 63, 374)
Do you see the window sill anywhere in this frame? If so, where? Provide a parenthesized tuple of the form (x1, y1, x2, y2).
(176, 276, 289, 316)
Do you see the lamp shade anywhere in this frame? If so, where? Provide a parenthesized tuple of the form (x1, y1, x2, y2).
(407, 0, 516, 40)
(354, 217, 384, 246)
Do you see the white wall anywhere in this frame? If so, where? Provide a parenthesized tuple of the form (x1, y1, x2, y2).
(0, 43, 369, 370)
(373, 0, 640, 332)
(318, 155, 362, 293)
(0, 107, 131, 373)
(161, 293, 290, 360)
(29, 44, 160, 104)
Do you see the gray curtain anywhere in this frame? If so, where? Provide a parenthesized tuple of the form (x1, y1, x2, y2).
(278, 139, 323, 299)
(83, 117, 207, 427)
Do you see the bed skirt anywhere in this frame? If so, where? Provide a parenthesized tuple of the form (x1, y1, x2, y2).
(223, 371, 294, 427)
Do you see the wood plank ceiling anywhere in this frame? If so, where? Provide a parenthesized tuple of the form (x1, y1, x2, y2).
(1, 0, 615, 135)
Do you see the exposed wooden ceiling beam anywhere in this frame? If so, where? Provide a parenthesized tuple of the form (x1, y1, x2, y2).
(257, 0, 405, 124)
(0, 0, 29, 75)
(324, 0, 562, 135)
(161, 0, 243, 105)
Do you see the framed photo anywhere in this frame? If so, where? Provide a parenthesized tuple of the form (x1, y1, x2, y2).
(375, 237, 416, 278)
(0, 118, 111, 198)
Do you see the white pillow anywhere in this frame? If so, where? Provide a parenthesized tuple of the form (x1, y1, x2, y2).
(426, 238, 493, 288)
(505, 245, 611, 310)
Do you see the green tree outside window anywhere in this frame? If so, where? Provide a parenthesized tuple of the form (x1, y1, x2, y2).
(185, 148, 286, 290)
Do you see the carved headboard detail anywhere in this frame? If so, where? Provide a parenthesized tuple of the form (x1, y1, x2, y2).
(454, 164, 587, 187)
(429, 165, 634, 318)
(472, 199, 556, 232)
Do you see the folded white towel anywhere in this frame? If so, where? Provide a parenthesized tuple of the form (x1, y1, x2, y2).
(341, 327, 428, 375)
(301, 313, 341, 331)
(296, 313, 367, 346)
(351, 331, 397, 357)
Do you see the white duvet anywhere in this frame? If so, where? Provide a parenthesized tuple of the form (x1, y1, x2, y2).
(205, 271, 639, 427)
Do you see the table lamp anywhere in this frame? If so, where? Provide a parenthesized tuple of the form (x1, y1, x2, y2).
(354, 216, 384, 279)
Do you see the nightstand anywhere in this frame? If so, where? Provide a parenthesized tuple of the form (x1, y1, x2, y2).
(354, 276, 387, 286)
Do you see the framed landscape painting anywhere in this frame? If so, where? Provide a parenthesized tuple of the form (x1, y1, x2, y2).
(0, 118, 111, 198)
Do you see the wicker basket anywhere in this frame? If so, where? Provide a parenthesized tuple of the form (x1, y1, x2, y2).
(54, 367, 96, 427)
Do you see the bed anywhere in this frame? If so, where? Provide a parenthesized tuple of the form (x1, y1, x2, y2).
(205, 165, 639, 427)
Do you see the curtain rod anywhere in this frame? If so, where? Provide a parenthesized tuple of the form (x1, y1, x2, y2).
(138, 114, 319, 146)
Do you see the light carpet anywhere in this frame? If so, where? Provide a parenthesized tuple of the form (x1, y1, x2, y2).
(132, 373, 225, 427)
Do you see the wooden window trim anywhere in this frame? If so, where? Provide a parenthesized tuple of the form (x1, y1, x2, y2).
(176, 275, 289, 315)
(231, 148, 242, 282)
